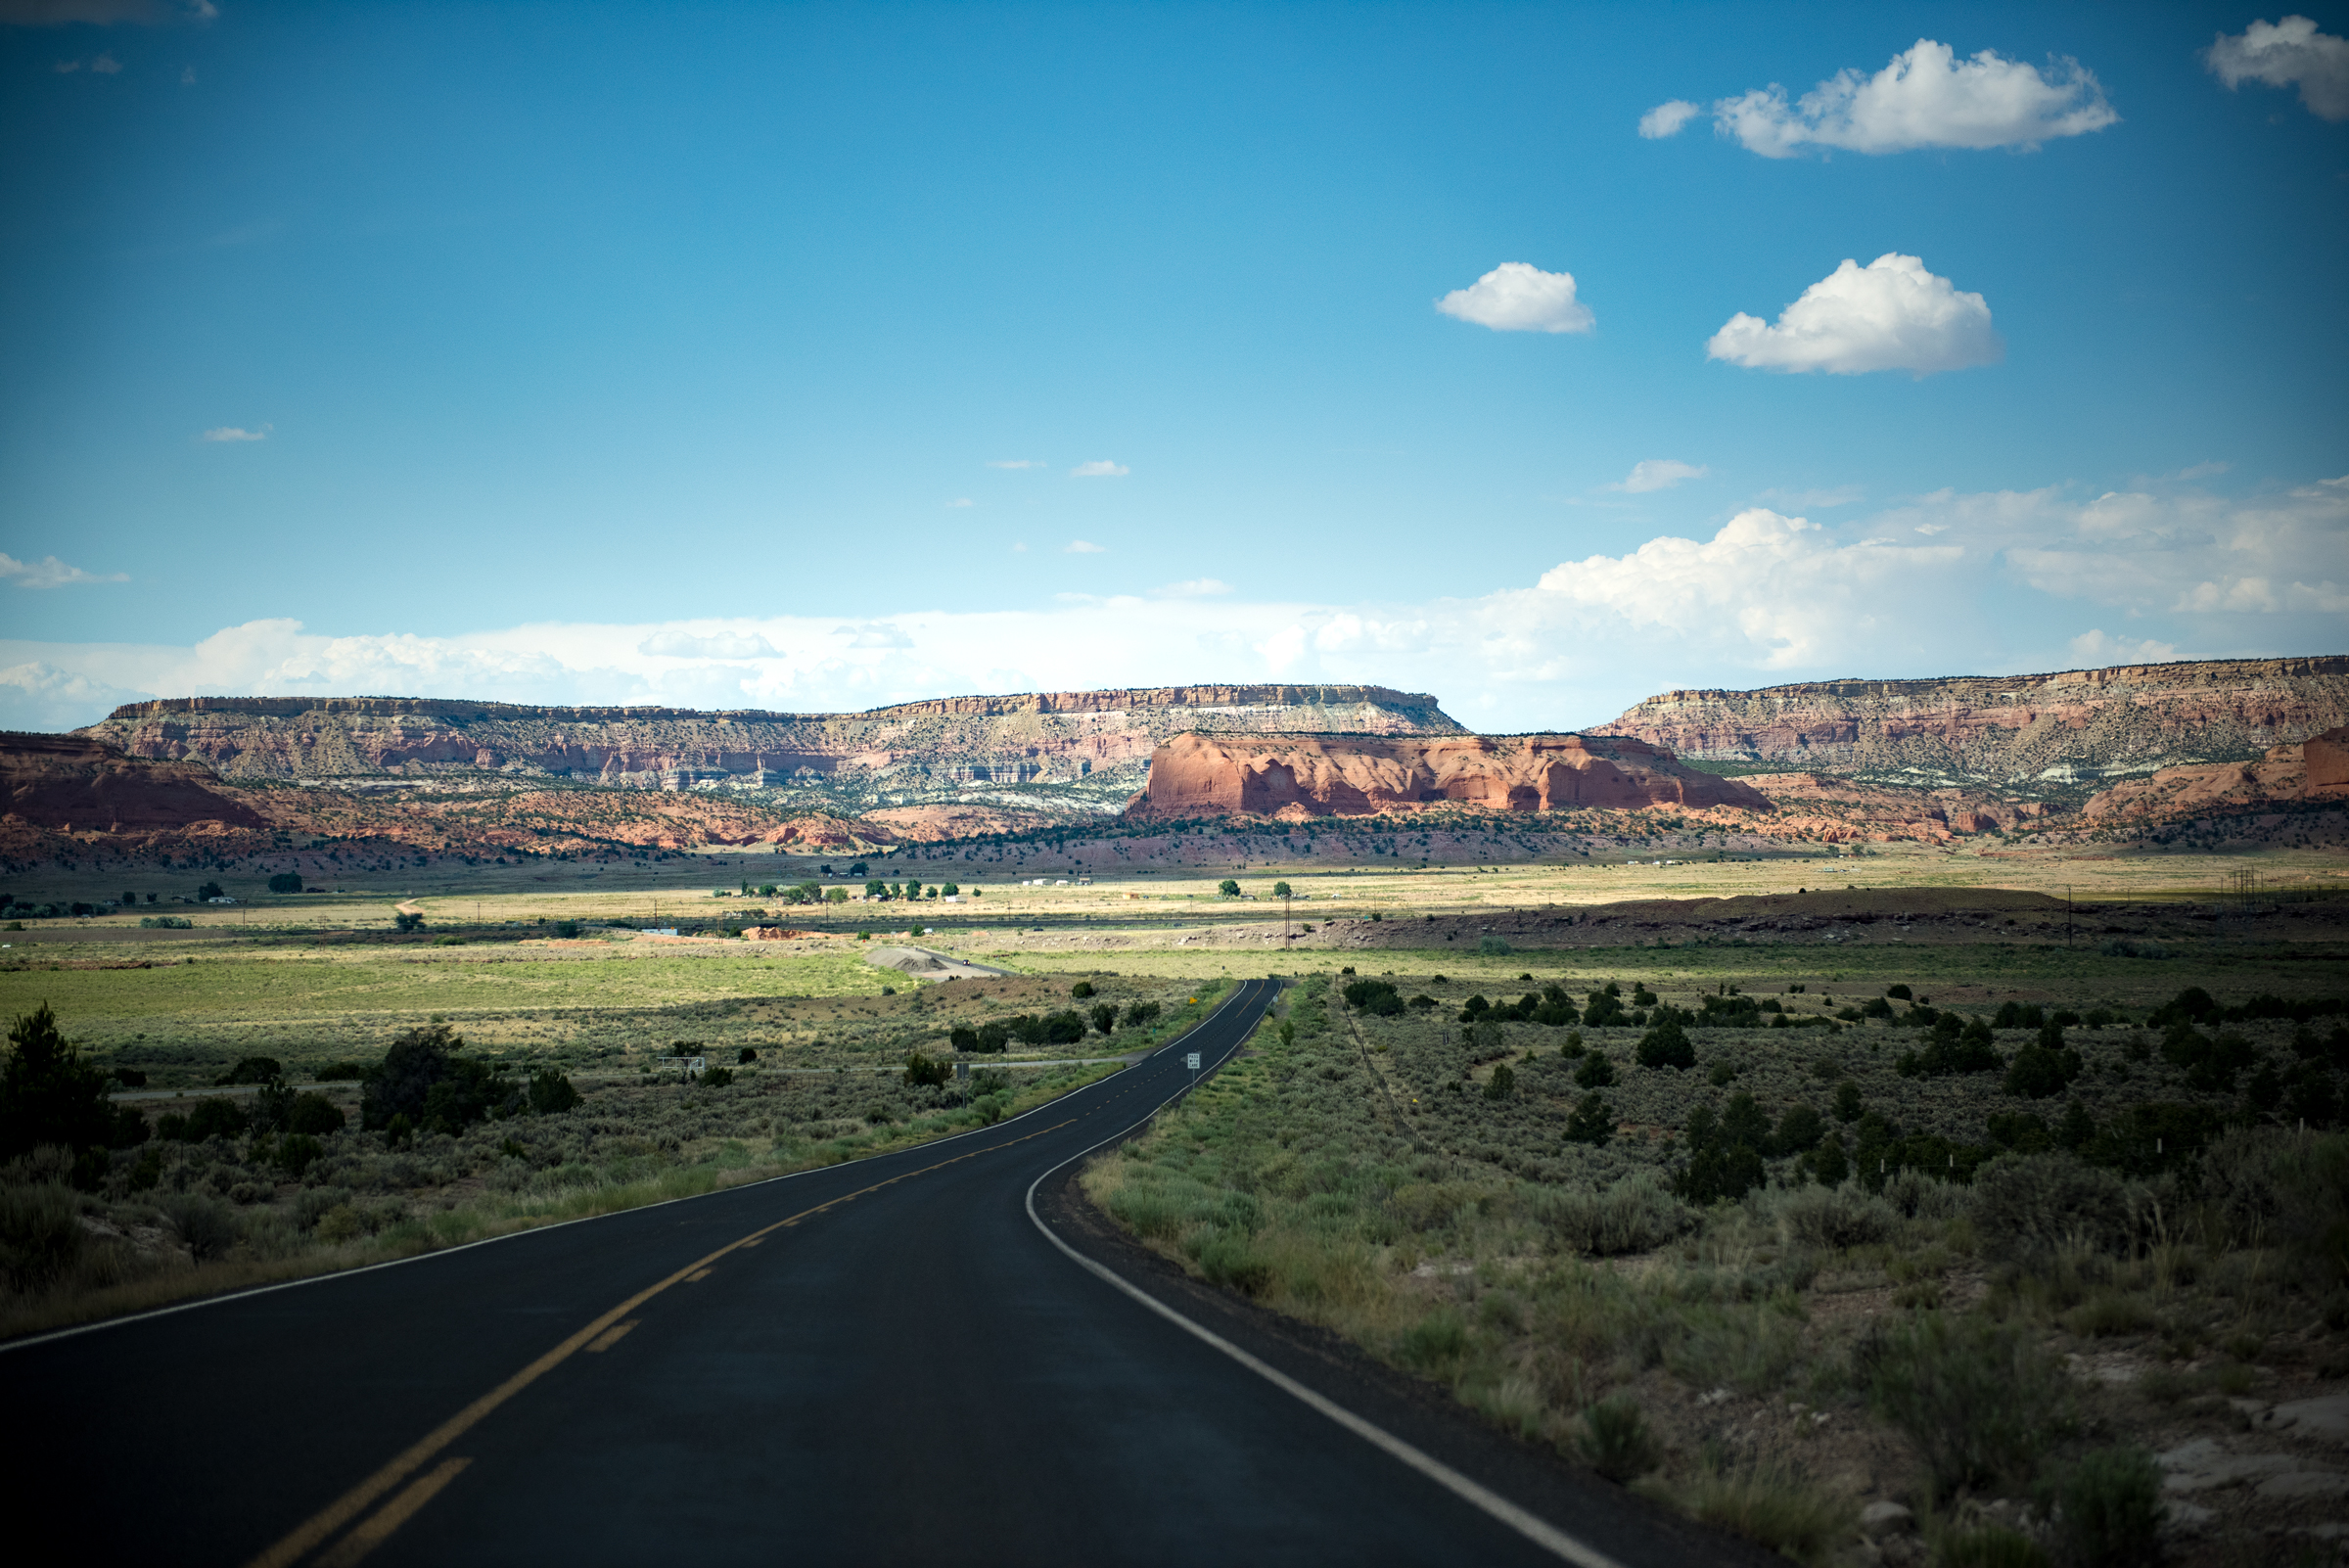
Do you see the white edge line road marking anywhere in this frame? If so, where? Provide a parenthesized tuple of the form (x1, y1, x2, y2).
(3, 984, 1260, 1356)
(1022, 981, 1626, 1568)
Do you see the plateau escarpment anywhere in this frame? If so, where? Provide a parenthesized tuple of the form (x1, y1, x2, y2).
(1590, 656, 2349, 790)
(80, 685, 1460, 817)
(1126, 732, 1772, 820)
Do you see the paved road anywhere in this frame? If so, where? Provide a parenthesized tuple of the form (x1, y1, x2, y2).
(12, 978, 1760, 1568)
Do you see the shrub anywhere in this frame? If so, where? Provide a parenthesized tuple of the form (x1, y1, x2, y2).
(1532, 1171, 1692, 1255)
(2005, 1039, 2083, 1099)
(160, 1191, 241, 1262)
(1090, 1003, 1120, 1034)
(138, 915, 192, 929)
(1863, 1311, 2070, 1499)
(1579, 1396, 1658, 1481)
(1, 1002, 125, 1163)
(1126, 1002, 1161, 1029)
(0, 1178, 83, 1291)
(1071, 981, 1095, 998)
(1217, 879, 1240, 897)
(1635, 1016, 1696, 1071)
(1483, 1063, 1516, 1100)
(1771, 1181, 1898, 1249)
(1477, 936, 1512, 957)
(177, 1097, 250, 1141)
(1973, 1150, 2142, 1258)
(902, 1050, 952, 1088)
(528, 1071, 580, 1116)
(1395, 1308, 1469, 1369)
(362, 1023, 515, 1133)
(552, 920, 580, 939)
(1574, 1052, 1617, 1089)
(700, 1066, 733, 1087)
(1343, 980, 1404, 1017)
(267, 872, 303, 894)
(2049, 1446, 2163, 1568)
(1563, 1091, 1614, 1146)
(275, 1132, 325, 1177)
(738, 1047, 758, 1065)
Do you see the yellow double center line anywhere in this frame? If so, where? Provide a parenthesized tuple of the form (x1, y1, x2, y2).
(248, 1116, 1081, 1568)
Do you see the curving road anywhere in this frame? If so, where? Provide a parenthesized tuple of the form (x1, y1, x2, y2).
(10, 978, 1762, 1567)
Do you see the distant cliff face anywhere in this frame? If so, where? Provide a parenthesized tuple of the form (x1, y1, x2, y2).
(1128, 732, 1772, 819)
(2084, 726, 2349, 824)
(0, 733, 263, 833)
(79, 686, 1463, 800)
(1588, 657, 2349, 789)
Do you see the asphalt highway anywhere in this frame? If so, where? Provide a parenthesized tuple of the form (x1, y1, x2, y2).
(10, 978, 1764, 1567)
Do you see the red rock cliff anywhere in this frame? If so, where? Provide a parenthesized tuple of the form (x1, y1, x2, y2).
(0, 733, 265, 833)
(2084, 726, 2349, 824)
(1589, 656, 2349, 788)
(1127, 733, 1772, 820)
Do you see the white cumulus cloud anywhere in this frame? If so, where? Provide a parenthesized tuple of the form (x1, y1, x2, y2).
(1610, 459, 1708, 493)
(201, 424, 269, 441)
(1638, 99, 1703, 138)
(2068, 629, 2180, 665)
(636, 629, 780, 660)
(986, 458, 1044, 469)
(1711, 38, 2118, 157)
(1434, 262, 1594, 335)
(1070, 460, 1128, 478)
(0, 552, 128, 588)
(1706, 253, 2002, 376)
(1156, 577, 1232, 598)
(945, 497, 974, 508)
(1064, 539, 1107, 554)
(2207, 16, 2349, 121)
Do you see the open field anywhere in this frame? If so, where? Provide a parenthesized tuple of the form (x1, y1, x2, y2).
(6, 834, 2348, 1562)
(1087, 961, 2349, 1566)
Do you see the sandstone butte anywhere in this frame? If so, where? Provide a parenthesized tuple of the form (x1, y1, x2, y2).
(1589, 655, 2349, 788)
(1126, 732, 1773, 820)
(77, 684, 1462, 789)
(2084, 727, 2349, 824)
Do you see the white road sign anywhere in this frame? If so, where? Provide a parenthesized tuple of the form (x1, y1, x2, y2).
(1184, 1052, 1201, 1070)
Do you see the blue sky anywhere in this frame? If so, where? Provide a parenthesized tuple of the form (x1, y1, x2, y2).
(2, 1, 2343, 732)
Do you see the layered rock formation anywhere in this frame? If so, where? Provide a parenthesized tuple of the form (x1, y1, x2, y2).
(1127, 733, 1771, 820)
(0, 733, 263, 834)
(2084, 727, 2349, 825)
(1589, 657, 2349, 790)
(1750, 774, 2065, 845)
(81, 686, 1460, 808)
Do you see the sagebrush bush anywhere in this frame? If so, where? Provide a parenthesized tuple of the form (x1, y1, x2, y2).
(159, 1191, 240, 1262)
(1970, 1153, 2133, 1263)
(1767, 1181, 1898, 1250)
(1862, 1310, 2071, 1499)
(1531, 1172, 1694, 1256)
(0, 1179, 83, 1291)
